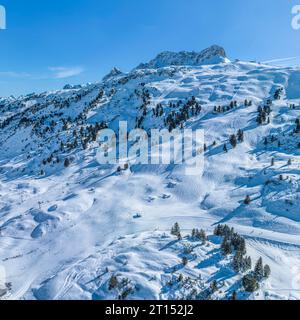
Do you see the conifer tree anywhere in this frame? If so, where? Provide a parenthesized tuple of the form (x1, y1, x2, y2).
(232, 291, 237, 300)
(64, 158, 71, 168)
(256, 114, 263, 125)
(254, 257, 264, 280)
(178, 274, 184, 282)
(182, 257, 188, 266)
(171, 222, 182, 240)
(229, 134, 237, 148)
(242, 274, 259, 292)
(199, 229, 207, 244)
(244, 195, 251, 205)
(233, 252, 243, 273)
(214, 225, 223, 236)
(108, 275, 119, 290)
(221, 239, 232, 256)
(264, 264, 271, 278)
(237, 129, 244, 143)
(271, 158, 275, 166)
(295, 121, 300, 133)
(245, 256, 252, 272)
(191, 228, 197, 239)
(210, 280, 218, 293)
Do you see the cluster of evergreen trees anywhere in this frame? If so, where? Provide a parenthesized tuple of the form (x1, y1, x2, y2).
(256, 103, 272, 125)
(171, 222, 182, 240)
(263, 117, 299, 150)
(72, 89, 105, 126)
(1, 86, 94, 131)
(135, 89, 152, 129)
(242, 258, 271, 292)
(191, 228, 207, 244)
(214, 100, 238, 113)
(164, 97, 202, 132)
(29, 88, 109, 174)
(264, 134, 279, 147)
(53, 87, 93, 111)
(274, 87, 283, 100)
(42, 155, 60, 166)
(77, 121, 108, 150)
(214, 225, 247, 257)
(244, 99, 253, 107)
(224, 129, 244, 152)
(152, 103, 164, 117)
(167, 223, 272, 297)
(108, 275, 135, 300)
(87, 90, 104, 110)
(171, 223, 207, 244)
(41, 119, 107, 172)
(213, 99, 252, 115)
(134, 88, 151, 103)
(214, 224, 271, 293)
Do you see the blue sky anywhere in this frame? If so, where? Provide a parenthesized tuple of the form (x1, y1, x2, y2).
(0, 0, 300, 96)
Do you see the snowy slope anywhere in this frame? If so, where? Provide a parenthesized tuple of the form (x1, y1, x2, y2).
(0, 46, 300, 300)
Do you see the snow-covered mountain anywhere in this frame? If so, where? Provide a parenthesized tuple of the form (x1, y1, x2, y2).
(136, 45, 228, 69)
(0, 46, 300, 300)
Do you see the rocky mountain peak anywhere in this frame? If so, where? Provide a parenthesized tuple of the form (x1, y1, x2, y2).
(136, 45, 228, 69)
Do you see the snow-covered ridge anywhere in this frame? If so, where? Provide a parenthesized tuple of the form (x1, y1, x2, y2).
(136, 45, 228, 69)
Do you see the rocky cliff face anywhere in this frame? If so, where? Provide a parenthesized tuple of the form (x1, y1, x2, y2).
(136, 45, 228, 69)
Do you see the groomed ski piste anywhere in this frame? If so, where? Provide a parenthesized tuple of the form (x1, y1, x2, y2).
(0, 46, 300, 300)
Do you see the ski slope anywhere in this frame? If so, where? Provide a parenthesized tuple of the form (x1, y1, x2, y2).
(0, 46, 300, 300)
